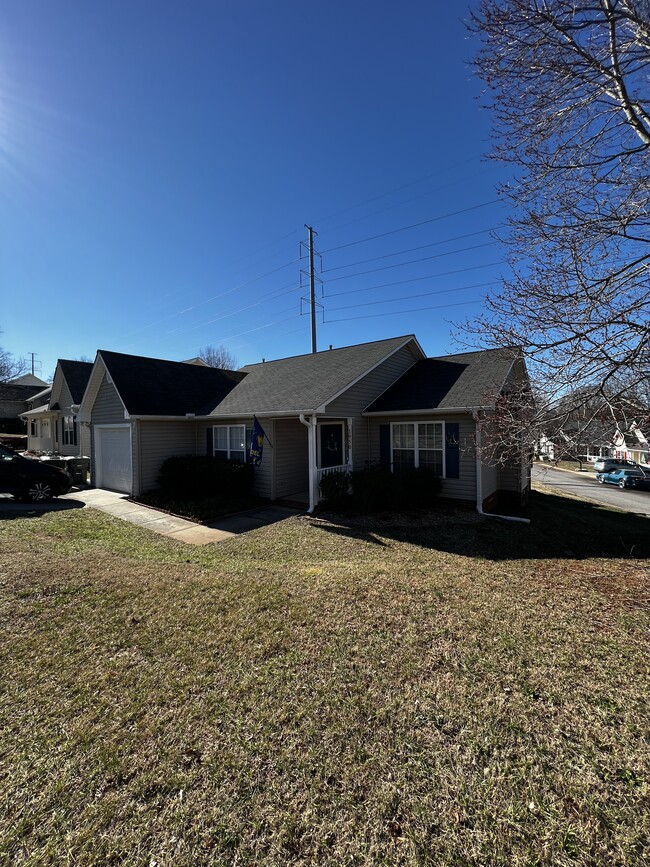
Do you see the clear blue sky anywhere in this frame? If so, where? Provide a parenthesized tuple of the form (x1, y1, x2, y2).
(1, 0, 510, 378)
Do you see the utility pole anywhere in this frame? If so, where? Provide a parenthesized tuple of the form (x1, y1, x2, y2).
(307, 225, 317, 353)
(300, 226, 323, 354)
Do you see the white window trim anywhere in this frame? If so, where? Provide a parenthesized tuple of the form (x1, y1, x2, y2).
(212, 424, 247, 461)
(63, 415, 77, 446)
(390, 420, 446, 477)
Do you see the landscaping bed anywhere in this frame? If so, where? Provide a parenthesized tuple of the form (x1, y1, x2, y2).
(133, 489, 264, 523)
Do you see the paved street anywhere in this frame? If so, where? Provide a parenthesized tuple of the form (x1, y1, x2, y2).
(532, 464, 650, 517)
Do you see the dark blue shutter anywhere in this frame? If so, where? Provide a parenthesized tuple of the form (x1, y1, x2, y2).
(206, 427, 213, 456)
(379, 424, 391, 470)
(445, 423, 459, 479)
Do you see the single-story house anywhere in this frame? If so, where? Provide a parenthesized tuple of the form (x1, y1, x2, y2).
(77, 334, 530, 513)
(21, 360, 93, 455)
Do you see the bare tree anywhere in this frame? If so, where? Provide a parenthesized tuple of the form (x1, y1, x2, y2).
(464, 0, 650, 453)
(198, 344, 238, 370)
(0, 345, 27, 383)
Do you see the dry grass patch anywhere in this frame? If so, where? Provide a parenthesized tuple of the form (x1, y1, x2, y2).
(0, 496, 649, 865)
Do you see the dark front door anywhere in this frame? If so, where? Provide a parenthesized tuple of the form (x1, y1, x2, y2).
(320, 423, 344, 469)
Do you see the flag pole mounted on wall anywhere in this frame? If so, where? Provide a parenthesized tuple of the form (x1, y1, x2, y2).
(249, 416, 272, 465)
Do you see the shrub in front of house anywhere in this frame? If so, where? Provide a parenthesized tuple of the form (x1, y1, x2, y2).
(350, 464, 398, 513)
(343, 463, 442, 513)
(159, 455, 254, 499)
(319, 470, 352, 508)
(395, 467, 443, 508)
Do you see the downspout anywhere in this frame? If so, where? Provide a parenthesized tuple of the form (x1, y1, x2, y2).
(473, 411, 530, 524)
(299, 413, 317, 513)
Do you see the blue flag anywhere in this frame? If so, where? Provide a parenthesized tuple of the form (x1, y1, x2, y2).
(249, 416, 265, 466)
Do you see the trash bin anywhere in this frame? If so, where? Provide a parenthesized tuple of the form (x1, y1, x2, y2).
(66, 458, 90, 485)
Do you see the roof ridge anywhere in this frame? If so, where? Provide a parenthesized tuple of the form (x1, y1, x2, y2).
(428, 346, 520, 361)
(98, 349, 241, 374)
(240, 334, 415, 368)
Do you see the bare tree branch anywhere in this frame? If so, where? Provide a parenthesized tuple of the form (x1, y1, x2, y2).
(0, 345, 27, 383)
(462, 0, 650, 455)
(198, 345, 238, 370)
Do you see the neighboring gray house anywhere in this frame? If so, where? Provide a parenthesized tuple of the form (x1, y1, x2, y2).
(0, 374, 49, 435)
(21, 360, 93, 456)
(78, 335, 530, 513)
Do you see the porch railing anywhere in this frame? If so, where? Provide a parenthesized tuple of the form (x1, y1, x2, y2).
(316, 464, 352, 491)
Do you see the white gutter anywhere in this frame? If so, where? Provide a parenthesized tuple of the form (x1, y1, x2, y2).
(299, 413, 318, 513)
(362, 405, 491, 417)
(473, 411, 530, 524)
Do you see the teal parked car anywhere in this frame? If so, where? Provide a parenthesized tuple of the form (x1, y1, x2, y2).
(595, 467, 649, 490)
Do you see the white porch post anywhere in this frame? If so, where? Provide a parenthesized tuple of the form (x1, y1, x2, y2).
(309, 414, 318, 510)
(299, 413, 319, 513)
(346, 417, 353, 468)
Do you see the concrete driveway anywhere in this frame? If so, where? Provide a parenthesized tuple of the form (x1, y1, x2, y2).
(0, 488, 302, 544)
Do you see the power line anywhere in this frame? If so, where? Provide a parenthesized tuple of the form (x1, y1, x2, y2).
(314, 155, 486, 226)
(320, 199, 501, 254)
(326, 283, 490, 313)
(325, 298, 482, 324)
(323, 242, 497, 284)
(153, 283, 303, 342)
(115, 256, 300, 346)
(323, 228, 496, 273)
(318, 167, 499, 241)
(327, 261, 505, 296)
(198, 311, 302, 347)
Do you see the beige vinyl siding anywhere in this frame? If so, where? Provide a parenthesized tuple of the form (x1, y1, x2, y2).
(497, 463, 522, 492)
(197, 418, 273, 499)
(137, 420, 197, 494)
(90, 375, 131, 489)
(481, 460, 498, 502)
(56, 379, 79, 456)
(79, 424, 91, 458)
(250, 419, 273, 499)
(91, 375, 127, 424)
(274, 418, 308, 498)
(367, 413, 477, 503)
(324, 344, 418, 468)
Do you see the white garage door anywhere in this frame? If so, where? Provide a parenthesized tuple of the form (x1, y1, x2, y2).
(96, 426, 132, 493)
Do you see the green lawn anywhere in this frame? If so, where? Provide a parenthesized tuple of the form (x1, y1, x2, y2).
(1, 491, 648, 866)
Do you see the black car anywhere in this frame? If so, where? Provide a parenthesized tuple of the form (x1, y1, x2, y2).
(0, 445, 73, 502)
(628, 474, 650, 492)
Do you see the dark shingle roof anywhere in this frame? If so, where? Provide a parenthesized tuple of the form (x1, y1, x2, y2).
(0, 383, 46, 402)
(98, 350, 246, 416)
(58, 360, 94, 404)
(364, 348, 518, 413)
(208, 335, 419, 416)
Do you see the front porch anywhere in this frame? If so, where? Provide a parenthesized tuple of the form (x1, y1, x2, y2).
(21, 407, 58, 453)
(277, 462, 353, 510)
(297, 415, 353, 512)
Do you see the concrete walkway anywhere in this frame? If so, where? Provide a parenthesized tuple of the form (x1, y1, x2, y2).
(1, 488, 302, 545)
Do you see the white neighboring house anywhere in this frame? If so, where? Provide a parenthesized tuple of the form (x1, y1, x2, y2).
(613, 424, 650, 465)
(21, 360, 93, 456)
